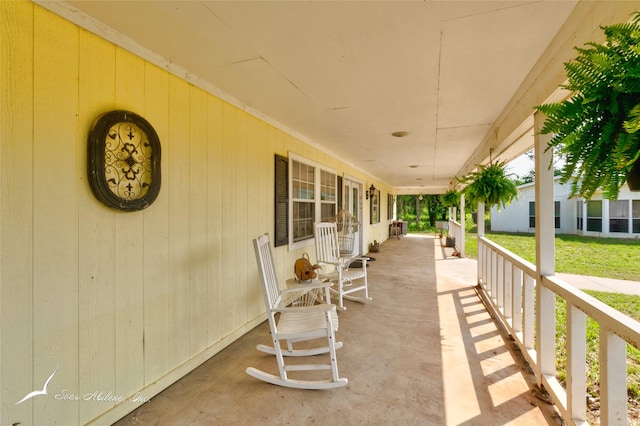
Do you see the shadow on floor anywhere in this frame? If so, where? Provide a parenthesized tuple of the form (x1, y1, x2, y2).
(114, 234, 560, 425)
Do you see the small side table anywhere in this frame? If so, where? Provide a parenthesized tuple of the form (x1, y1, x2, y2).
(285, 278, 332, 306)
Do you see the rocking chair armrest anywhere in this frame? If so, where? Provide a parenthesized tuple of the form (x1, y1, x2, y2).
(283, 279, 333, 293)
(272, 303, 337, 314)
(317, 260, 342, 269)
(342, 256, 369, 268)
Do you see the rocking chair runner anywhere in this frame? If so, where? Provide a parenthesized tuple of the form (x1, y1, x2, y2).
(246, 233, 348, 389)
(314, 222, 372, 310)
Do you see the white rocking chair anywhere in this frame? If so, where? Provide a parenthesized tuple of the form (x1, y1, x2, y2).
(314, 222, 372, 310)
(246, 233, 348, 389)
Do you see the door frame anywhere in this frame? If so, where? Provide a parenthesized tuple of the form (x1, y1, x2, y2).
(343, 174, 364, 256)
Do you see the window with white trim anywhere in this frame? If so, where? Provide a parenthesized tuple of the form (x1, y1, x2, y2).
(576, 200, 584, 231)
(529, 202, 536, 228)
(320, 170, 337, 222)
(586, 200, 602, 232)
(289, 154, 337, 247)
(609, 200, 629, 233)
(528, 201, 560, 229)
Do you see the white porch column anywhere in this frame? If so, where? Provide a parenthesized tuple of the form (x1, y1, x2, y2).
(477, 202, 485, 285)
(459, 194, 465, 258)
(629, 199, 633, 235)
(602, 199, 610, 234)
(534, 111, 556, 383)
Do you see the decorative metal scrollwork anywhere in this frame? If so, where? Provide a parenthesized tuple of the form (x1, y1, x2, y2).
(88, 110, 161, 211)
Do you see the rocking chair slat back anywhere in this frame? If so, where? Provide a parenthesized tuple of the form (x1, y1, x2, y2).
(315, 223, 341, 269)
(254, 233, 283, 310)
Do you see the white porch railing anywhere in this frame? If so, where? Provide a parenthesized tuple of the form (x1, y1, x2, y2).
(477, 236, 640, 426)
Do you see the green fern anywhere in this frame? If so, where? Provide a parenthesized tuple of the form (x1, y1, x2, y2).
(536, 12, 640, 200)
(458, 161, 518, 209)
(440, 189, 460, 207)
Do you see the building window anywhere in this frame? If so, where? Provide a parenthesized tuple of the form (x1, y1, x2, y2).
(586, 200, 602, 232)
(291, 160, 315, 242)
(609, 200, 629, 233)
(529, 202, 535, 228)
(289, 154, 337, 246)
(576, 200, 584, 231)
(634, 200, 640, 234)
(320, 169, 337, 222)
(529, 201, 560, 229)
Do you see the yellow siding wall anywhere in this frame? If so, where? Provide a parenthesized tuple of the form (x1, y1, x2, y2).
(0, 2, 392, 425)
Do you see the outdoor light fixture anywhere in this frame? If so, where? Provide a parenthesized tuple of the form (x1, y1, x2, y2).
(366, 184, 376, 199)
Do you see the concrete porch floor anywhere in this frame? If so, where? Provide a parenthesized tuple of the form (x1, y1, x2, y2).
(114, 234, 561, 426)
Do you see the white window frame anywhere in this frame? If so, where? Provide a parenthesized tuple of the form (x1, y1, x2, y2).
(288, 152, 337, 250)
(609, 199, 630, 233)
(586, 200, 603, 232)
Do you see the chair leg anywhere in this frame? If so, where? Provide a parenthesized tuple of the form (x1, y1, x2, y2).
(362, 279, 368, 301)
(333, 282, 347, 310)
(325, 311, 341, 382)
(272, 337, 289, 382)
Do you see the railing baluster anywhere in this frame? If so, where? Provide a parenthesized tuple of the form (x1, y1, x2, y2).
(505, 261, 513, 322)
(600, 328, 628, 425)
(523, 273, 535, 352)
(568, 303, 587, 424)
(484, 243, 490, 290)
(512, 266, 523, 335)
(491, 249, 497, 301)
(497, 255, 504, 311)
(537, 284, 556, 380)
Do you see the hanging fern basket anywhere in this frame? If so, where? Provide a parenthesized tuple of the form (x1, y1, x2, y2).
(458, 161, 518, 209)
(536, 12, 640, 198)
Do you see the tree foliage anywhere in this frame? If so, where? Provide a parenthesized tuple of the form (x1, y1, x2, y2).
(396, 194, 447, 231)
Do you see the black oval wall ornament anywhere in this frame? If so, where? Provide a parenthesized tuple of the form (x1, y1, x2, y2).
(88, 110, 161, 211)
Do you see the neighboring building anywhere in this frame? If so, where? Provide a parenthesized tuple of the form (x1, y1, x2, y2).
(490, 178, 640, 238)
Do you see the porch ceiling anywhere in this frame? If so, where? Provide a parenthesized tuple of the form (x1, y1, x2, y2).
(59, 0, 578, 194)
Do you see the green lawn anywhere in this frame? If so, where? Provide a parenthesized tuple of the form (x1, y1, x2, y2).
(465, 231, 640, 281)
